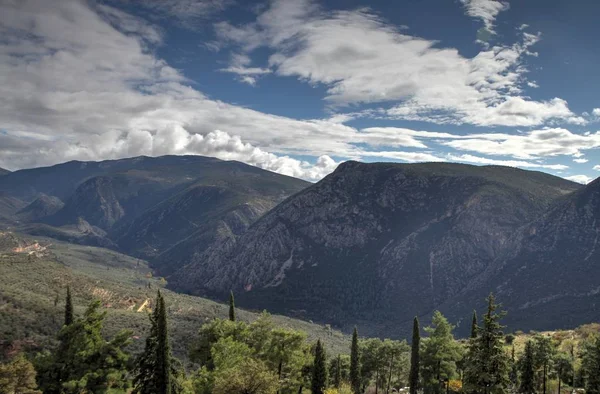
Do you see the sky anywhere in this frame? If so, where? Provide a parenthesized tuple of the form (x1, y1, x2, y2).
(1, 0, 600, 183)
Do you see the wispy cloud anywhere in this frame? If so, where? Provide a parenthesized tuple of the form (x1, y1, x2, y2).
(460, 0, 510, 35)
(216, 0, 580, 127)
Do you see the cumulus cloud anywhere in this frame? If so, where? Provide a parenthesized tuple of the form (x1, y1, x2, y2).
(594, 165, 600, 171)
(574, 158, 589, 163)
(216, 0, 579, 127)
(0, 0, 593, 183)
(460, 0, 509, 34)
(565, 175, 593, 184)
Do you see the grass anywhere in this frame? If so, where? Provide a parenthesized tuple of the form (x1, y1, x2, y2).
(0, 232, 349, 365)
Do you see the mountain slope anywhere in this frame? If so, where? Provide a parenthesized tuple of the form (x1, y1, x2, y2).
(445, 176, 600, 332)
(16, 194, 64, 222)
(0, 168, 9, 176)
(0, 155, 309, 271)
(170, 161, 581, 337)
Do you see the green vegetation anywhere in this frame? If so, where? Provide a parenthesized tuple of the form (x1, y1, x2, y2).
(4, 232, 600, 393)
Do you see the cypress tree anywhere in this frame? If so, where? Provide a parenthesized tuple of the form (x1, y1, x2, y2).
(156, 292, 172, 394)
(518, 341, 536, 394)
(229, 291, 236, 322)
(133, 291, 182, 394)
(334, 354, 342, 388)
(311, 339, 327, 394)
(409, 316, 420, 394)
(470, 310, 478, 339)
(64, 285, 74, 326)
(350, 327, 361, 394)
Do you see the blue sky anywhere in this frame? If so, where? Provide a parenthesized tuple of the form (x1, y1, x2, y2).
(0, 0, 599, 183)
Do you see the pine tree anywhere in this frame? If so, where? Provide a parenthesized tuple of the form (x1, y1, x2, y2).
(311, 339, 327, 394)
(133, 291, 182, 394)
(463, 294, 510, 394)
(334, 354, 342, 388)
(581, 335, 600, 394)
(64, 285, 74, 326)
(229, 291, 236, 322)
(518, 341, 536, 394)
(409, 316, 420, 394)
(36, 301, 131, 393)
(509, 344, 518, 389)
(350, 327, 361, 394)
(470, 310, 478, 339)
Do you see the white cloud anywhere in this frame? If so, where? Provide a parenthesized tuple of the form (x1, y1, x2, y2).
(460, 0, 509, 34)
(219, 53, 271, 85)
(565, 175, 593, 184)
(118, 0, 231, 27)
(594, 165, 600, 171)
(0, 0, 591, 183)
(216, 0, 579, 127)
(574, 158, 589, 163)
(447, 154, 569, 170)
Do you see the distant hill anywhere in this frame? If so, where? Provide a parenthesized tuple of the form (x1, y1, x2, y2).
(0, 231, 349, 360)
(0, 155, 309, 272)
(168, 161, 583, 337)
(0, 168, 9, 176)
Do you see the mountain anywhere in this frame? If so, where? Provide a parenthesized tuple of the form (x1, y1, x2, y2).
(0, 167, 9, 176)
(0, 192, 26, 223)
(444, 176, 600, 332)
(0, 155, 309, 266)
(169, 161, 582, 337)
(16, 194, 64, 222)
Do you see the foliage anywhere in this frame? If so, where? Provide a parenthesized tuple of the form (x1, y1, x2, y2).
(350, 327, 361, 394)
(409, 316, 420, 394)
(421, 311, 464, 394)
(518, 341, 536, 394)
(0, 354, 41, 394)
(312, 339, 328, 394)
(463, 294, 510, 394)
(64, 285, 74, 326)
(580, 335, 600, 394)
(133, 291, 183, 394)
(35, 300, 132, 394)
(212, 358, 278, 394)
(229, 291, 236, 322)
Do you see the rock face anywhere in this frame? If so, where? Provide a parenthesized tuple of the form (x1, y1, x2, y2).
(170, 161, 582, 337)
(443, 177, 600, 334)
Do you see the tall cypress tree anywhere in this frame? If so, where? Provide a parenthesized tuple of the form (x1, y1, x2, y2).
(311, 339, 327, 394)
(64, 285, 74, 326)
(350, 327, 361, 394)
(470, 310, 478, 339)
(334, 354, 342, 388)
(133, 291, 181, 394)
(229, 291, 236, 322)
(409, 316, 420, 394)
(518, 341, 536, 394)
(156, 292, 172, 394)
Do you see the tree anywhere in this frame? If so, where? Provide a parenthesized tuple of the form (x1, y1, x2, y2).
(420, 311, 463, 394)
(471, 311, 478, 339)
(0, 354, 41, 394)
(350, 327, 361, 394)
(64, 285, 74, 326)
(334, 355, 342, 388)
(580, 335, 600, 394)
(554, 353, 573, 394)
(229, 291, 236, 322)
(329, 355, 350, 386)
(409, 317, 420, 394)
(213, 358, 278, 394)
(133, 291, 183, 394)
(509, 345, 518, 389)
(463, 294, 509, 394)
(36, 300, 132, 393)
(533, 335, 555, 394)
(518, 341, 536, 394)
(312, 340, 328, 394)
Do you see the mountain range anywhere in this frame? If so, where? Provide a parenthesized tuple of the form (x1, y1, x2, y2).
(1, 155, 598, 338)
